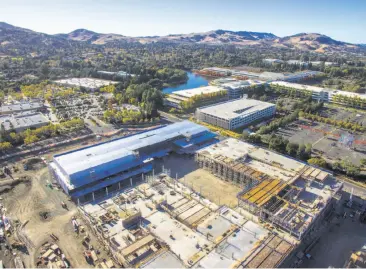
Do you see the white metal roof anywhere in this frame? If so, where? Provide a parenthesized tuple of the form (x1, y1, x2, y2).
(197, 98, 275, 120)
(54, 121, 208, 176)
(170, 86, 225, 99)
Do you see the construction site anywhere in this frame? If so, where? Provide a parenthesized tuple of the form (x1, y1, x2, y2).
(78, 173, 294, 268)
(195, 138, 343, 240)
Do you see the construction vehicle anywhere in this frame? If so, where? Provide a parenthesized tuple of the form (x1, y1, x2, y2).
(10, 240, 26, 249)
(61, 202, 68, 210)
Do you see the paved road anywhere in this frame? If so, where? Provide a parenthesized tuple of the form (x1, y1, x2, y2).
(158, 110, 182, 123)
(337, 175, 366, 197)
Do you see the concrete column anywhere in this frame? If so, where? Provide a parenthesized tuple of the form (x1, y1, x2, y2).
(118, 182, 121, 190)
(106, 187, 108, 196)
(92, 192, 95, 201)
(130, 178, 133, 187)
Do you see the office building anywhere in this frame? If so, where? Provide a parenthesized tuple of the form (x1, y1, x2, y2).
(0, 112, 49, 132)
(196, 98, 276, 130)
(164, 86, 227, 109)
(221, 80, 266, 99)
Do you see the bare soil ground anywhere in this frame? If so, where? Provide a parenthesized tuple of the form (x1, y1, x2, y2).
(179, 169, 242, 208)
(0, 168, 110, 268)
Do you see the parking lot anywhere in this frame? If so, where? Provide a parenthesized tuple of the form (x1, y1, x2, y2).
(276, 119, 366, 166)
(320, 105, 366, 126)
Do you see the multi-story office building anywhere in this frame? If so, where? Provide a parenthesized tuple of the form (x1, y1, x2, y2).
(196, 98, 276, 130)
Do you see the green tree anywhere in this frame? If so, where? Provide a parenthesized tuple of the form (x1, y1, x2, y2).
(308, 157, 327, 168)
(286, 142, 298, 156)
(0, 142, 12, 151)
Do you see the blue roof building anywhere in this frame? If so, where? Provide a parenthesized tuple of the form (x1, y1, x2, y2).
(49, 121, 216, 201)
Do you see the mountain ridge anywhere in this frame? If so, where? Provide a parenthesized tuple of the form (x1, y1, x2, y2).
(0, 22, 363, 53)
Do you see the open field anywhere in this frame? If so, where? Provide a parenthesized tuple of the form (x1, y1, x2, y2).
(276, 119, 366, 166)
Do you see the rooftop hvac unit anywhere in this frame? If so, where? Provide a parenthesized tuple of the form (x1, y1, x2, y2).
(133, 151, 140, 158)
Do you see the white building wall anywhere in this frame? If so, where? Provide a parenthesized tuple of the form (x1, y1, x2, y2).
(197, 104, 276, 130)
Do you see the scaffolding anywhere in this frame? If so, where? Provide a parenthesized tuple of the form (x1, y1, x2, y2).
(195, 152, 268, 188)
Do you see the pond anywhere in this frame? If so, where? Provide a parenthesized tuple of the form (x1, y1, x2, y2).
(162, 72, 209, 94)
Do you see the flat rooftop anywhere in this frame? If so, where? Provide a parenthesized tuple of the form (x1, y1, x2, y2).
(79, 175, 288, 268)
(54, 121, 208, 177)
(198, 220, 269, 268)
(197, 98, 275, 120)
(0, 102, 43, 114)
(170, 86, 225, 99)
(271, 81, 366, 99)
(54, 77, 118, 89)
(271, 81, 329, 93)
(197, 138, 308, 182)
(221, 80, 265, 89)
(140, 250, 184, 268)
(0, 112, 49, 131)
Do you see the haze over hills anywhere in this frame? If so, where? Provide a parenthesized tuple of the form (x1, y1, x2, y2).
(0, 22, 364, 53)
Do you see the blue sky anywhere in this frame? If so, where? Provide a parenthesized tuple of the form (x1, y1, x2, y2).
(1, 0, 365, 43)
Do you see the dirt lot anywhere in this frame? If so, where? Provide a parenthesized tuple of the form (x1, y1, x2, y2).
(276, 119, 366, 166)
(0, 168, 110, 268)
(152, 153, 242, 208)
(179, 169, 242, 208)
(301, 191, 366, 268)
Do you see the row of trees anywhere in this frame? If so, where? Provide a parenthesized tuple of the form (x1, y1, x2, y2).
(0, 118, 85, 149)
(332, 159, 361, 177)
(270, 84, 313, 99)
(332, 94, 366, 109)
(299, 111, 364, 132)
(241, 132, 312, 160)
(257, 110, 299, 135)
(103, 109, 158, 124)
(180, 90, 227, 111)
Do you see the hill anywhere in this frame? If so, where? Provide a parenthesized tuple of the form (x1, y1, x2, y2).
(0, 22, 82, 56)
(0, 22, 364, 54)
(273, 33, 360, 53)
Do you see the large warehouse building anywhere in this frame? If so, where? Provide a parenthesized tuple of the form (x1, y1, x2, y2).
(196, 98, 276, 130)
(0, 112, 49, 132)
(0, 101, 44, 115)
(49, 121, 217, 201)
